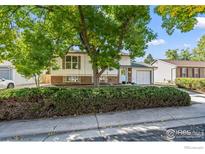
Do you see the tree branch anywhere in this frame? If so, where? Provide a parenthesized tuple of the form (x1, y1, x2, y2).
(117, 17, 134, 51)
(97, 68, 106, 77)
(35, 5, 54, 12)
(77, 5, 91, 53)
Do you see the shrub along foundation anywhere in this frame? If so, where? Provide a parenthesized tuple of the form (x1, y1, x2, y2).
(0, 86, 191, 121)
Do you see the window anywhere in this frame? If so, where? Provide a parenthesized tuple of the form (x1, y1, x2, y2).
(64, 76, 80, 83)
(65, 56, 81, 69)
(99, 76, 108, 83)
(182, 68, 187, 77)
(194, 68, 200, 78)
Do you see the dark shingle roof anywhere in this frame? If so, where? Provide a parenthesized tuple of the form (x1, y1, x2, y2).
(160, 59, 205, 67)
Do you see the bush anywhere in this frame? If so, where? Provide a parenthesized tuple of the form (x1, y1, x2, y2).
(0, 86, 191, 121)
(176, 78, 205, 90)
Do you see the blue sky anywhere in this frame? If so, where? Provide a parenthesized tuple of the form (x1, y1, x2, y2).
(136, 6, 205, 61)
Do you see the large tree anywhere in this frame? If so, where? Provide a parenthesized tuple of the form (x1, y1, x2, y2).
(192, 35, 205, 61)
(155, 6, 205, 35)
(144, 53, 154, 64)
(0, 6, 156, 86)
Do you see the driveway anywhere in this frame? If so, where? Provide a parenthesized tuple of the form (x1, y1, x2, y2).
(185, 90, 205, 104)
(0, 90, 205, 141)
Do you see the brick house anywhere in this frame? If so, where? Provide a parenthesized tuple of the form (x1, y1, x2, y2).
(45, 51, 155, 85)
(152, 59, 205, 83)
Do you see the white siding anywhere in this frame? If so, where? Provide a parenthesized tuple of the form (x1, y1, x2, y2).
(51, 53, 130, 76)
(51, 54, 93, 76)
(152, 60, 176, 83)
(12, 69, 35, 85)
(119, 56, 131, 65)
(0, 61, 35, 85)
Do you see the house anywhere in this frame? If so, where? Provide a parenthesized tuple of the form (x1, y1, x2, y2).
(0, 61, 35, 86)
(152, 59, 205, 83)
(45, 51, 155, 85)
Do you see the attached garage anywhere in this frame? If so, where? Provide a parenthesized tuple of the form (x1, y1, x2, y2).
(136, 70, 151, 85)
(0, 67, 12, 80)
(120, 62, 156, 84)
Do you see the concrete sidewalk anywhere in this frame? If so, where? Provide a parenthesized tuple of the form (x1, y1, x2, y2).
(0, 90, 205, 140)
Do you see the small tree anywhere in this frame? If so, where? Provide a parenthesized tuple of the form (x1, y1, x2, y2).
(11, 28, 55, 87)
(165, 49, 179, 60)
(179, 48, 192, 60)
(144, 53, 154, 64)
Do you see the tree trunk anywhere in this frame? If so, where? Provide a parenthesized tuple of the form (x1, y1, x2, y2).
(92, 65, 99, 87)
(34, 74, 40, 87)
(37, 75, 40, 87)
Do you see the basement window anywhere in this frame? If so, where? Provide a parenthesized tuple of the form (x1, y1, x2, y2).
(99, 76, 108, 83)
(64, 76, 80, 83)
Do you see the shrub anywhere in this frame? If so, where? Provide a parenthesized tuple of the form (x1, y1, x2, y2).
(176, 78, 205, 90)
(0, 86, 191, 121)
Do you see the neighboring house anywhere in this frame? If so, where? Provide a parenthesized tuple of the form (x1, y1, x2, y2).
(152, 59, 205, 83)
(46, 51, 155, 85)
(0, 61, 35, 86)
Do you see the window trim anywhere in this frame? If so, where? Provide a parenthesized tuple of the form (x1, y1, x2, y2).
(65, 55, 81, 70)
(193, 68, 200, 78)
(181, 67, 187, 77)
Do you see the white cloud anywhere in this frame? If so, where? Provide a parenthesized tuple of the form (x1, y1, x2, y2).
(148, 39, 165, 46)
(195, 17, 205, 29)
(183, 43, 191, 48)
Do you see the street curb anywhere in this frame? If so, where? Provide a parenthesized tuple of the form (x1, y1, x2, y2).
(1, 115, 205, 141)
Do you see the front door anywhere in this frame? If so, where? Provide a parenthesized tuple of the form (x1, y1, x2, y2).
(128, 68, 132, 83)
(120, 68, 127, 83)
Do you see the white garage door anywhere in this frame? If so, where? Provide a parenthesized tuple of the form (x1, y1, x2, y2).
(136, 71, 151, 85)
(0, 67, 12, 80)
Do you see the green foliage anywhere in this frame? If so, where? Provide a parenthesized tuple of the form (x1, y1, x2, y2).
(156, 6, 205, 62)
(155, 6, 205, 35)
(165, 48, 192, 60)
(0, 86, 191, 120)
(144, 53, 154, 64)
(0, 6, 156, 86)
(165, 49, 179, 60)
(14, 29, 56, 86)
(176, 78, 205, 90)
(179, 48, 192, 60)
(192, 35, 205, 61)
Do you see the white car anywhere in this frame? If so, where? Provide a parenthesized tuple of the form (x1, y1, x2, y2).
(0, 78, 15, 89)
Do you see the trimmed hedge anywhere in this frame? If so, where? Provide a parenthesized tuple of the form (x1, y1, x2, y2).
(176, 78, 205, 90)
(0, 86, 191, 121)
